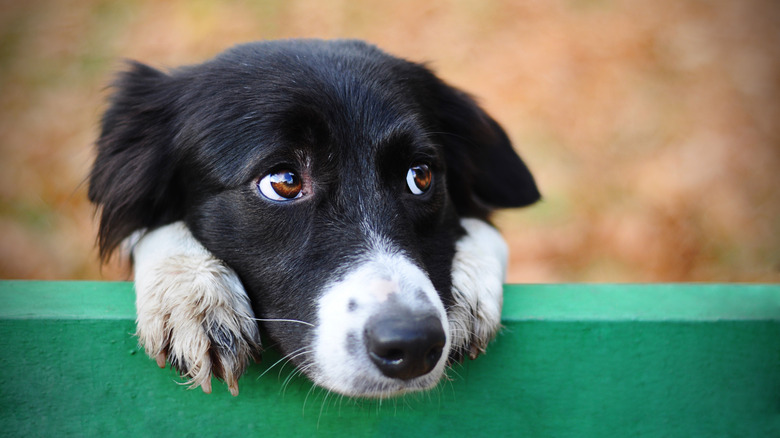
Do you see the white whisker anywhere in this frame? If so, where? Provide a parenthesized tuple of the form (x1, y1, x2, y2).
(302, 375, 322, 415)
(252, 317, 314, 327)
(257, 346, 309, 381)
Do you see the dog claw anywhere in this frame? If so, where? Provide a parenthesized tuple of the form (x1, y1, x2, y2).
(201, 378, 212, 394)
(140, 321, 261, 395)
(156, 352, 167, 368)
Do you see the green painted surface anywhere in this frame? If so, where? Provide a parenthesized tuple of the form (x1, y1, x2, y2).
(0, 281, 778, 437)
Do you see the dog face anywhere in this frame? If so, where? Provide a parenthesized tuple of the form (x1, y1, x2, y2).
(89, 39, 539, 397)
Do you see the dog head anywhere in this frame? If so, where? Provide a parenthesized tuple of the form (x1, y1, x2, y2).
(90, 39, 539, 396)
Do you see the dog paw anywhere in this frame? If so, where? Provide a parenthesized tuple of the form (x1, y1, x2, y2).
(447, 218, 507, 363)
(132, 223, 262, 395)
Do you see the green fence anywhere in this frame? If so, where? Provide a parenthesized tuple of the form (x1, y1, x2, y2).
(1, 281, 778, 437)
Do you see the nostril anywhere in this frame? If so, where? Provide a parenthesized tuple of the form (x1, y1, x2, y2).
(427, 345, 443, 366)
(364, 310, 446, 381)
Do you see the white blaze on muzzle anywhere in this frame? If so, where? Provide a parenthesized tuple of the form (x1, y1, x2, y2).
(312, 249, 451, 397)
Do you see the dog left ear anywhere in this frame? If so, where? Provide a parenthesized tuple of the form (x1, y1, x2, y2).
(425, 79, 540, 216)
(88, 62, 184, 261)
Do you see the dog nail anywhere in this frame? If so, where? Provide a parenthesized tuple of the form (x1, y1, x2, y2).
(201, 379, 212, 394)
(228, 382, 239, 397)
(468, 344, 480, 360)
(155, 352, 166, 368)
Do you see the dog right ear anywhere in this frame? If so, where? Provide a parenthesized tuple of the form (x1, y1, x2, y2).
(420, 73, 541, 218)
(88, 62, 183, 261)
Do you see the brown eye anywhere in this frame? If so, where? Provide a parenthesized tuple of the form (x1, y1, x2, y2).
(258, 170, 303, 201)
(406, 164, 432, 195)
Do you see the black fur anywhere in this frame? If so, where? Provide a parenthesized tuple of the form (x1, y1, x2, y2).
(89, 39, 539, 368)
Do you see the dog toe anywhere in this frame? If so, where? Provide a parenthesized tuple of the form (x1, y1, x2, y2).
(133, 246, 262, 395)
(152, 311, 262, 395)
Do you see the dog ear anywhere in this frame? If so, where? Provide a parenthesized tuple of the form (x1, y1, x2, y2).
(88, 62, 183, 261)
(426, 79, 540, 216)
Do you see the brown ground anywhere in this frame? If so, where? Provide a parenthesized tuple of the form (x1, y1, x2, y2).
(1, 0, 778, 282)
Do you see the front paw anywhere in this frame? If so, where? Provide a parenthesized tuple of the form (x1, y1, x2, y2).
(447, 218, 507, 363)
(135, 254, 262, 396)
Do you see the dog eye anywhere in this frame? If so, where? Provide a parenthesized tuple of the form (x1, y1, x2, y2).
(406, 164, 432, 195)
(257, 170, 303, 201)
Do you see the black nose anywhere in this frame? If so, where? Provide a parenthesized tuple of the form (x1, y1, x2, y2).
(364, 308, 446, 381)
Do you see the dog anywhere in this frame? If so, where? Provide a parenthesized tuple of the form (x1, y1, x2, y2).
(89, 39, 539, 398)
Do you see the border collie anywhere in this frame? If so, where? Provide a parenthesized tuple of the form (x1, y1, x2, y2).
(89, 39, 539, 397)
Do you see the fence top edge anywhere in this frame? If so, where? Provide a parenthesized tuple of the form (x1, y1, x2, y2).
(1, 281, 778, 321)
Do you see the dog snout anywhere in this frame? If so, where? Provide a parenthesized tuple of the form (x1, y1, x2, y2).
(364, 307, 446, 380)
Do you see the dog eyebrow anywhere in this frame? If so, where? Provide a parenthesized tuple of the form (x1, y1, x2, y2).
(202, 106, 434, 188)
(375, 123, 440, 161)
(206, 139, 300, 188)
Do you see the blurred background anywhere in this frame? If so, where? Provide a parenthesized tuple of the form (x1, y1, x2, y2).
(0, 0, 777, 283)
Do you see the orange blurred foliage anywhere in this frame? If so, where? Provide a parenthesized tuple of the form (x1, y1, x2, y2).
(0, 0, 778, 282)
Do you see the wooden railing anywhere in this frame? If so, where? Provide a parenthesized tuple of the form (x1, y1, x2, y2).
(1, 281, 778, 437)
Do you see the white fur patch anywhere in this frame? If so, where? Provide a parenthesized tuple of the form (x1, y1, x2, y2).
(312, 248, 451, 397)
(131, 222, 261, 395)
(448, 218, 508, 359)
